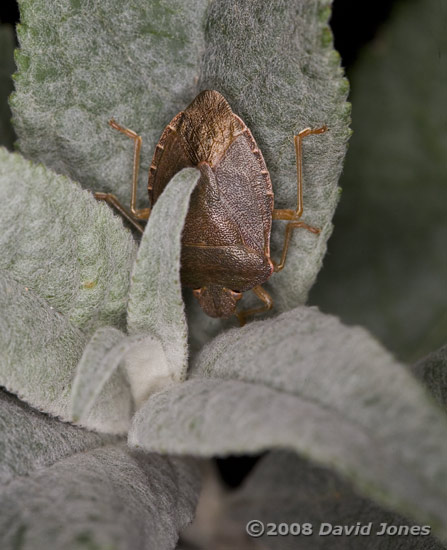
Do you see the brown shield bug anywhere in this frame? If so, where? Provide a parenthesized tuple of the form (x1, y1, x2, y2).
(96, 90, 327, 324)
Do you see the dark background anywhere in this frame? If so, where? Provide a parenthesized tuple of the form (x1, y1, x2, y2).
(0, 0, 399, 488)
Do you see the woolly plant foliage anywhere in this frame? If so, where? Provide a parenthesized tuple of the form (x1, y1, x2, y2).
(129, 306, 447, 539)
(2, 0, 446, 549)
(0, 390, 116, 486)
(72, 168, 200, 426)
(12, 0, 208, 205)
(126, 168, 199, 376)
(0, 148, 137, 335)
(0, 149, 137, 433)
(0, 390, 200, 550)
(0, 149, 199, 434)
(0, 150, 201, 547)
(225, 451, 445, 550)
(0, 448, 199, 550)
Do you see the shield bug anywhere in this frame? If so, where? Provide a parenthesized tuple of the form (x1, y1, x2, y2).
(96, 90, 327, 324)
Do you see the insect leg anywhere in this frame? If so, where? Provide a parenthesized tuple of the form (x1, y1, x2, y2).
(272, 125, 327, 272)
(293, 125, 328, 218)
(236, 285, 273, 326)
(107, 119, 151, 221)
(94, 192, 144, 234)
(272, 219, 320, 272)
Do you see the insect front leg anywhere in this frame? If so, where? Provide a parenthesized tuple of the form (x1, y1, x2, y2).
(95, 120, 151, 234)
(94, 192, 145, 233)
(272, 125, 327, 272)
(236, 285, 273, 326)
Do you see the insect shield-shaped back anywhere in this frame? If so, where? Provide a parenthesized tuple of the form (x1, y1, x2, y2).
(148, 90, 274, 318)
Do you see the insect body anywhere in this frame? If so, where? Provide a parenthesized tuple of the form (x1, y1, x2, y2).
(96, 90, 327, 324)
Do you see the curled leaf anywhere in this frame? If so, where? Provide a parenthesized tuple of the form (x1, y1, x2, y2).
(0, 271, 132, 433)
(70, 326, 135, 428)
(127, 168, 200, 383)
(71, 325, 175, 432)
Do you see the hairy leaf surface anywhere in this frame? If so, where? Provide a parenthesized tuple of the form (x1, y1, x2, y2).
(0, 445, 200, 550)
(130, 307, 447, 538)
(0, 148, 137, 335)
(0, 390, 115, 485)
(127, 169, 200, 383)
(228, 451, 445, 549)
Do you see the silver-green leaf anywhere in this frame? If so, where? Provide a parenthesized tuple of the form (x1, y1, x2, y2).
(0, 148, 137, 335)
(0, 271, 85, 416)
(12, 0, 209, 206)
(127, 168, 200, 384)
(0, 390, 116, 486)
(0, 271, 132, 433)
(0, 445, 201, 550)
(228, 451, 445, 550)
(130, 307, 447, 539)
(70, 326, 136, 428)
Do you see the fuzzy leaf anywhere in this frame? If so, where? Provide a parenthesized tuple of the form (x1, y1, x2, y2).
(228, 451, 445, 550)
(0, 148, 137, 335)
(413, 345, 447, 410)
(70, 327, 140, 426)
(72, 169, 200, 431)
(127, 168, 200, 381)
(0, 25, 16, 149)
(130, 307, 447, 539)
(0, 445, 201, 550)
(12, 0, 209, 206)
(0, 271, 86, 415)
(71, 326, 173, 429)
(310, 0, 447, 362)
(0, 271, 132, 433)
(0, 390, 115, 486)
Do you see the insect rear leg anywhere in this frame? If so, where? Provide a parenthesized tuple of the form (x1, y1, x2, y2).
(236, 285, 273, 326)
(272, 125, 327, 272)
(272, 218, 320, 272)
